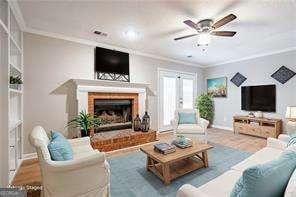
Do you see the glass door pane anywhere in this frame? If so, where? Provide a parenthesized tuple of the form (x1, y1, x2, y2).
(182, 78, 194, 109)
(163, 76, 176, 126)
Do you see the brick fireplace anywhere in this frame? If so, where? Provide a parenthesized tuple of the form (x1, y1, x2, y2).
(64, 79, 157, 151)
(88, 92, 139, 132)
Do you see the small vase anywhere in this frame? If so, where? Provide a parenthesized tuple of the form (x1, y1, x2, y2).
(133, 114, 141, 131)
(141, 111, 150, 132)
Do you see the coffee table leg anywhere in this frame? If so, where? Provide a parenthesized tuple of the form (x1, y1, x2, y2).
(146, 156, 152, 171)
(202, 151, 209, 167)
(162, 163, 170, 185)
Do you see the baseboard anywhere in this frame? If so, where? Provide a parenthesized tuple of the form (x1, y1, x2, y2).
(211, 125, 233, 131)
(22, 152, 37, 160)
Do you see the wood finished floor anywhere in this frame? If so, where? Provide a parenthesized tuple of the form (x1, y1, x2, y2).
(12, 128, 266, 197)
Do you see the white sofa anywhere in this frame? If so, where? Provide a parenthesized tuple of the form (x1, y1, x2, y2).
(171, 109, 209, 143)
(177, 134, 295, 197)
(29, 126, 110, 197)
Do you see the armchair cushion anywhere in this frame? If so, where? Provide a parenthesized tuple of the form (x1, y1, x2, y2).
(178, 112, 197, 124)
(48, 131, 73, 161)
(176, 124, 204, 134)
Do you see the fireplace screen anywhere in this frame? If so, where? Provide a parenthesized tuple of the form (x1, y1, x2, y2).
(94, 99, 132, 132)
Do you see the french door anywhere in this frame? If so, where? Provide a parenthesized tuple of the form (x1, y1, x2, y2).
(158, 69, 197, 131)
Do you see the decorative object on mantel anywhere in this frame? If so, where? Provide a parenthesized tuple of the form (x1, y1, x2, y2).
(207, 77, 227, 97)
(230, 72, 247, 87)
(133, 114, 142, 131)
(141, 111, 150, 132)
(271, 66, 295, 84)
(9, 75, 23, 90)
(67, 110, 101, 137)
(96, 72, 129, 82)
(286, 106, 296, 135)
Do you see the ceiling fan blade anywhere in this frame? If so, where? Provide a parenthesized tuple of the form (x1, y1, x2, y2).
(212, 14, 237, 29)
(211, 31, 236, 37)
(184, 20, 199, 30)
(174, 34, 198, 41)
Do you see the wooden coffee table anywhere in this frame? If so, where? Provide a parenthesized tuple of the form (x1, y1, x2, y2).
(140, 140, 213, 185)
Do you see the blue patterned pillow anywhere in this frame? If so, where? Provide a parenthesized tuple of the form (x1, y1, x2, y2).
(288, 134, 296, 147)
(48, 131, 73, 161)
(178, 112, 197, 124)
(231, 150, 296, 197)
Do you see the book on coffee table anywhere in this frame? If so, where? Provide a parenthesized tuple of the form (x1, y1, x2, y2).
(172, 137, 193, 149)
(154, 142, 176, 154)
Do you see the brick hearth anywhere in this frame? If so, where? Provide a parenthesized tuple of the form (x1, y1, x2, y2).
(91, 129, 156, 151)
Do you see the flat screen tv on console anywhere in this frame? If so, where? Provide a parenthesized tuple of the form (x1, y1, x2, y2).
(241, 85, 276, 112)
(95, 47, 129, 81)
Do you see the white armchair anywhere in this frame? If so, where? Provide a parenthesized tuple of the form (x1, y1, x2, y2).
(171, 109, 209, 143)
(29, 126, 110, 197)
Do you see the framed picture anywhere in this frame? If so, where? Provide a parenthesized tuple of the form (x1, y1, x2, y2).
(207, 77, 227, 97)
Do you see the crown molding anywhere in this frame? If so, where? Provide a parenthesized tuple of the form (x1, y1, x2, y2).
(11, 0, 295, 69)
(24, 27, 203, 68)
(207, 47, 296, 68)
(10, 1, 203, 68)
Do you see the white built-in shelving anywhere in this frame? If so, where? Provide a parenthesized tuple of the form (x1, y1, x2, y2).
(0, 0, 23, 185)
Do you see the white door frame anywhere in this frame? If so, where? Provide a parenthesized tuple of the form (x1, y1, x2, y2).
(157, 68, 198, 132)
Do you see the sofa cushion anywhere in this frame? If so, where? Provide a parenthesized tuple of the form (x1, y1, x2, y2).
(176, 124, 204, 134)
(231, 150, 296, 197)
(285, 168, 296, 197)
(48, 131, 73, 161)
(196, 170, 242, 197)
(231, 147, 283, 172)
(178, 112, 197, 124)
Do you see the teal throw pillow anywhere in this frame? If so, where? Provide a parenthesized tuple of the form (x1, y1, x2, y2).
(178, 112, 197, 124)
(47, 131, 73, 161)
(231, 150, 296, 197)
(288, 134, 296, 147)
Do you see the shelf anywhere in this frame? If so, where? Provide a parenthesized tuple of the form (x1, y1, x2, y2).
(0, 19, 8, 34)
(0, 0, 8, 32)
(10, 63, 22, 73)
(9, 120, 22, 131)
(9, 88, 22, 94)
(10, 35, 22, 53)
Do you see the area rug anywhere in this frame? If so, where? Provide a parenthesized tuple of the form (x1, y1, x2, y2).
(108, 143, 252, 197)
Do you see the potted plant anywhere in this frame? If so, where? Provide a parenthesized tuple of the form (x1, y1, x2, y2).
(196, 93, 214, 125)
(67, 111, 101, 137)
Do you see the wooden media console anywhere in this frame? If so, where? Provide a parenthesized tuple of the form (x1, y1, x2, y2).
(233, 116, 282, 138)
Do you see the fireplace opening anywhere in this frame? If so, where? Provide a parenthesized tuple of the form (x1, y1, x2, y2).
(94, 99, 132, 132)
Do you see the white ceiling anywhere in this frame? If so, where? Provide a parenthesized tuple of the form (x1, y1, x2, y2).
(17, 0, 296, 67)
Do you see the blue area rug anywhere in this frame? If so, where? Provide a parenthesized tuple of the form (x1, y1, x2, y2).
(108, 143, 251, 197)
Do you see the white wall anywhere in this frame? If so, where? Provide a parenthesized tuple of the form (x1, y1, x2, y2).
(23, 33, 203, 154)
(204, 50, 296, 131)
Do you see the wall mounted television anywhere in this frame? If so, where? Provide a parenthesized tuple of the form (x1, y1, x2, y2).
(94, 47, 129, 81)
(241, 85, 276, 112)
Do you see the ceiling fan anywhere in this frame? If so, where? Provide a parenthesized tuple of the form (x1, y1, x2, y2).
(174, 14, 237, 45)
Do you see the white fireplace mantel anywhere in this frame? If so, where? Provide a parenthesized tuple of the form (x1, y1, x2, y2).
(70, 79, 155, 96)
(62, 79, 155, 137)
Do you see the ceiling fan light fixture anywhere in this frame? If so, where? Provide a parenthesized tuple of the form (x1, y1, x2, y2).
(197, 33, 211, 45)
(123, 29, 139, 41)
